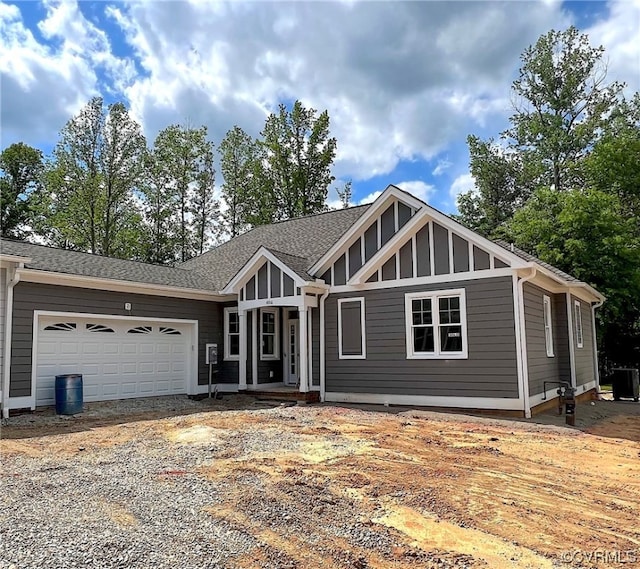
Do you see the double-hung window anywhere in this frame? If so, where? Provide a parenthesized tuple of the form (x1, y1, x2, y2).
(260, 308, 279, 360)
(224, 308, 240, 361)
(543, 295, 554, 357)
(405, 289, 468, 359)
(574, 300, 584, 348)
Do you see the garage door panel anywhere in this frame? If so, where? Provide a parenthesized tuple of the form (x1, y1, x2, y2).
(36, 316, 192, 406)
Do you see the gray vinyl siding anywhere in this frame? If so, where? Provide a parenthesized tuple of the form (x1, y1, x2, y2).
(382, 257, 396, 280)
(398, 202, 412, 228)
(348, 240, 362, 278)
(523, 283, 571, 396)
(325, 277, 519, 398)
(312, 308, 320, 387)
(433, 223, 450, 275)
(380, 205, 395, 246)
(9, 282, 225, 398)
(340, 300, 363, 356)
(334, 254, 346, 286)
(452, 235, 469, 273)
(473, 246, 490, 271)
(246, 276, 255, 300)
(572, 296, 595, 386)
(271, 265, 281, 297)
(415, 225, 431, 277)
(399, 241, 412, 279)
(257, 264, 268, 299)
(364, 222, 377, 262)
(283, 274, 295, 296)
(0, 268, 6, 393)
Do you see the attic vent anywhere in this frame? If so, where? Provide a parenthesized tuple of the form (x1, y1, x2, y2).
(159, 327, 181, 335)
(86, 323, 115, 333)
(127, 326, 152, 334)
(43, 322, 76, 332)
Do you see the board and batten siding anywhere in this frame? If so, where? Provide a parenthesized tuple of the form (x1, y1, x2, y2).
(523, 283, 571, 396)
(325, 277, 519, 398)
(312, 307, 320, 387)
(9, 282, 224, 397)
(0, 268, 6, 394)
(572, 295, 595, 386)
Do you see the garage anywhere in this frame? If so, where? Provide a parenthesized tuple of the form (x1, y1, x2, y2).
(34, 313, 196, 406)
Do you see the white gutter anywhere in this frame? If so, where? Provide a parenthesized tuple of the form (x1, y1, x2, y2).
(591, 299, 604, 393)
(566, 292, 577, 389)
(516, 267, 536, 418)
(2, 264, 22, 418)
(319, 288, 330, 402)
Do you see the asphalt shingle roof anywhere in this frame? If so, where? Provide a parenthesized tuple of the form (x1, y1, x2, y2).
(0, 239, 219, 292)
(181, 204, 371, 289)
(265, 248, 315, 282)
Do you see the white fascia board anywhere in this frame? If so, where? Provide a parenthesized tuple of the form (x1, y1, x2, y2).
(350, 209, 430, 284)
(17, 268, 229, 302)
(222, 247, 307, 294)
(518, 264, 604, 303)
(0, 254, 32, 265)
(309, 185, 425, 275)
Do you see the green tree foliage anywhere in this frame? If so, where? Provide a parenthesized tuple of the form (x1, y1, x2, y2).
(151, 124, 219, 262)
(508, 188, 640, 366)
(260, 101, 336, 221)
(219, 126, 260, 237)
(337, 180, 353, 209)
(0, 142, 43, 239)
(38, 97, 147, 258)
(458, 27, 623, 236)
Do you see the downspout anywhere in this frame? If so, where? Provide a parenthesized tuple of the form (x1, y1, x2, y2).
(516, 267, 536, 418)
(2, 265, 21, 419)
(319, 288, 329, 402)
(591, 299, 604, 394)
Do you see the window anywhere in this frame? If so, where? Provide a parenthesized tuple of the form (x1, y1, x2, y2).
(224, 308, 240, 361)
(43, 322, 76, 332)
(159, 327, 181, 335)
(128, 326, 152, 334)
(574, 300, 584, 348)
(338, 298, 366, 359)
(543, 295, 554, 357)
(260, 308, 279, 360)
(86, 323, 115, 333)
(405, 289, 467, 359)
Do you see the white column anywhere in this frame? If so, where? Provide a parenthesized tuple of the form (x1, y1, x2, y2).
(566, 292, 577, 388)
(299, 306, 309, 392)
(252, 308, 258, 387)
(238, 309, 247, 390)
(308, 308, 313, 389)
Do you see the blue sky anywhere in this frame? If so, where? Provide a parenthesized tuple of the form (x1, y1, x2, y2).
(1, 0, 638, 214)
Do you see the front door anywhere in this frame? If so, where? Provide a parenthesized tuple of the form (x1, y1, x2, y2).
(286, 319, 299, 386)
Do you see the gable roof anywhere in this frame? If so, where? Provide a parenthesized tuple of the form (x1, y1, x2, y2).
(181, 205, 370, 289)
(0, 239, 219, 292)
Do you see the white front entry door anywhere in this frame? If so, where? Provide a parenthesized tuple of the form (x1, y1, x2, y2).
(285, 319, 299, 386)
(35, 314, 193, 406)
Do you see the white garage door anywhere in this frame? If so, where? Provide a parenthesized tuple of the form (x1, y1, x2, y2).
(35, 315, 193, 406)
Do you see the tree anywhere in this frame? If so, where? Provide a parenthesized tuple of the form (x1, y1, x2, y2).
(0, 143, 43, 239)
(459, 27, 624, 236)
(260, 101, 336, 220)
(39, 97, 147, 257)
(219, 126, 260, 237)
(337, 180, 352, 209)
(151, 124, 219, 262)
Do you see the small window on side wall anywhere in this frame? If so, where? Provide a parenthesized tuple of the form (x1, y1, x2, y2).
(543, 295, 554, 357)
(338, 298, 366, 359)
(574, 300, 584, 348)
(405, 289, 468, 359)
(260, 308, 279, 361)
(224, 308, 240, 361)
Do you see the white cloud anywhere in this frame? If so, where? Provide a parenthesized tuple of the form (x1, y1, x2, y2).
(432, 159, 452, 176)
(396, 181, 437, 204)
(358, 190, 383, 205)
(449, 173, 476, 206)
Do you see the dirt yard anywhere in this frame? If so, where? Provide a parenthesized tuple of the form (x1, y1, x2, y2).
(1, 397, 639, 568)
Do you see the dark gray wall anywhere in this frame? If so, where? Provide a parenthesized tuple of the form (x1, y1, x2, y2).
(312, 307, 320, 387)
(325, 277, 519, 398)
(572, 295, 595, 386)
(523, 283, 571, 396)
(10, 282, 227, 397)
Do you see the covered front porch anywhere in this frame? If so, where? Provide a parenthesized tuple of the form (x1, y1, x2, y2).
(222, 247, 328, 399)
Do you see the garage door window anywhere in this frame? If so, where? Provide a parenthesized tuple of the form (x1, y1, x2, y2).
(128, 326, 152, 334)
(160, 327, 182, 335)
(43, 322, 76, 331)
(86, 323, 115, 333)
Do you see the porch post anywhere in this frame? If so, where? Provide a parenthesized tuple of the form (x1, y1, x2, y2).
(239, 309, 247, 390)
(299, 306, 309, 392)
(252, 308, 258, 387)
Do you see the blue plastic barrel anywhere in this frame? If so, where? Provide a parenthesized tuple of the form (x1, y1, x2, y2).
(55, 374, 83, 415)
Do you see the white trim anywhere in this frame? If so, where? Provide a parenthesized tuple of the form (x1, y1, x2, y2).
(337, 297, 366, 359)
(194, 383, 239, 394)
(4, 396, 34, 411)
(0, 254, 31, 265)
(238, 309, 247, 390)
(17, 268, 227, 302)
(516, 268, 536, 418)
(404, 288, 468, 360)
(246, 381, 286, 390)
(543, 294, 554, 357)
(376, 217, 381, 250)
(574, 300, 584, 348)
(308, 309, 313, 387)
(393, 200, 399, 232)
(28, 310, 199, 411)
(2, 266, 19, 417)
(223, 307, 240, 361)
(428, 221, 435, 277)
(447, 229, 454, 274)
(591, 300, 603, 390)
(332, 268, 516, 293)
(324, 392, 523, 411)
(259, 307, 280, 361)
(299, 306, 309, 392)
(267, 261, 272, 298)
(529, 386, 566, 408)
(411, 234, 417, 278)
(566, 293, 577, 388)
(576, 379, 597, 394)
(319, 290, 329, 401)
(251, 308, 258, 386)
(468, 241, 474, 272)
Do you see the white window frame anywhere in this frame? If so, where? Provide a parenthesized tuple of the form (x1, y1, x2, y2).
(337, 297, 366, 360)
(260, 307, 280, 361)
(405, 288, 468, 359)
(223, 307, 240, 361)
(574, 300, 584, 349)
(543, 295, 554, 357)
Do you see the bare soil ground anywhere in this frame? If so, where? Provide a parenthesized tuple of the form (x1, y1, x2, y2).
(1, 397, 639, 568)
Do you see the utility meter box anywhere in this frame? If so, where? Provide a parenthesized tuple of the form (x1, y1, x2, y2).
(206, 343, 218, 366)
